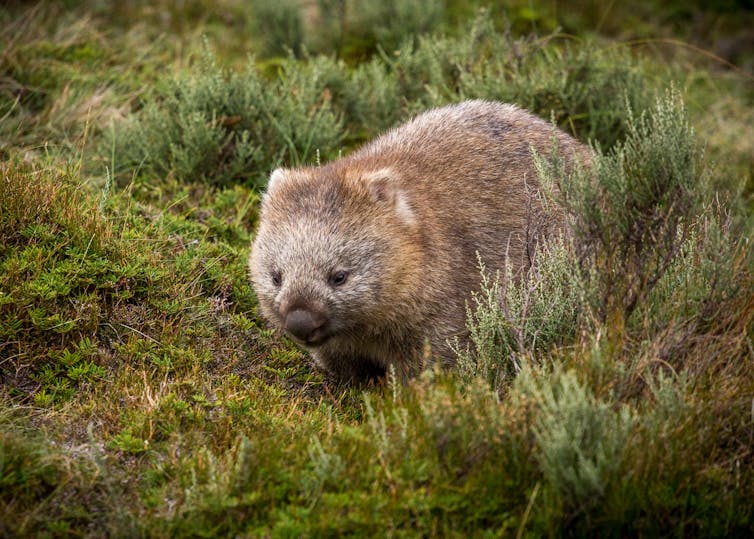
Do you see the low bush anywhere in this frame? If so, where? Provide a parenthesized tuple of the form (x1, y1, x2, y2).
(112, 14, 659, 191)
(110, 45, 343, 188)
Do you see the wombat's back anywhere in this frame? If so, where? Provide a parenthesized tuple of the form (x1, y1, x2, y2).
(346, 99, 582, 286)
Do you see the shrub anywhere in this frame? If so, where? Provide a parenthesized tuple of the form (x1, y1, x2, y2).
(246, 0, 446, 59)
(374, 12, 655, 148)
(110, 46, 343, 188)
(518, 369, 634, 510)
(248, 0, 305, 57)
(556, 89, 703, 326)
(456, 239, 592, 392)
(110, 13, 666, 190)
(458, 89, 746, 390)
(349, 0, 446, 53)
(459, 39, 652, 150)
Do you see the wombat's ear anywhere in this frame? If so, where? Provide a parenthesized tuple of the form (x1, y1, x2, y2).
(263, 168, 291, 203)
(267, 168, 289, 192)
(364, 168, 415, 225)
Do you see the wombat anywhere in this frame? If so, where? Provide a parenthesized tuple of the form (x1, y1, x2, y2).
(249, 100, 587, 382)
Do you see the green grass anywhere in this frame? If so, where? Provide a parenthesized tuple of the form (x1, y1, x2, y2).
(1, 1, 753, 536)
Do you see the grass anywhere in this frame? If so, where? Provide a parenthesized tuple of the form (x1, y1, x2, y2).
(1, 0, 753, 536)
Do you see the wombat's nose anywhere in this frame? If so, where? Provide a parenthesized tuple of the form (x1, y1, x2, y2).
(284, 309, 327, 343)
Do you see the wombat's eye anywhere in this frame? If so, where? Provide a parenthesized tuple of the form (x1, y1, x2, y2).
(271, 271, 282, 287)
(329, 270, 348, 287)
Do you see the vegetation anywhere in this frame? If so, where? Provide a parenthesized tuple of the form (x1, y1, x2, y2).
(1, 0, 752, 536)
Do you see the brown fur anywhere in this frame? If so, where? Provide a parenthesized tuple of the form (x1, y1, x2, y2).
(249, 100, 588, 382)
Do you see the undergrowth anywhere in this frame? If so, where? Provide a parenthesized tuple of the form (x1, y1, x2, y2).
(1, 1, 753, 537)
(107, 13, 659, 188)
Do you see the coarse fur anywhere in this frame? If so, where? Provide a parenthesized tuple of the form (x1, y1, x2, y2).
(249, 100, 589, 382)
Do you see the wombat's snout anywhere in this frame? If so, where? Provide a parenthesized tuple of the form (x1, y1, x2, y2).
(283, 308, 328, 345)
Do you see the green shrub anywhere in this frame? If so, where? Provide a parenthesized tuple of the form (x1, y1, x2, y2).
(370, 12, 655, 147)
(456, 239, 592, 392)
(349, 0, 445, 53)
(555, 89, 703, 326)
(459, 39, 652, 150)
(246, 0, 445, 59)
(459, 89, 746, 390)
(249, 0, 305, 57)
(110, 46, 343, 188)
(518, 369, 633, 510)
(642, 212, 743, 329)
(110, 13, 665, 189)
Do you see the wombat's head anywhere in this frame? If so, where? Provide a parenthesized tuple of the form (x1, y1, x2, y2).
(249, 165, 422, 350)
